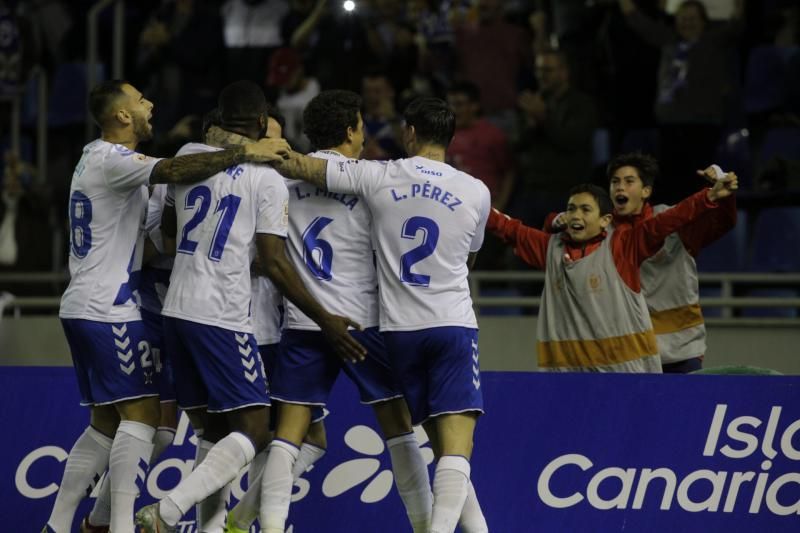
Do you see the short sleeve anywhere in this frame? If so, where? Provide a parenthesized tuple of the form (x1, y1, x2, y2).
(256, 170, 289, 238)
(470, 181, 491, 252)
(102, 144, 162, 192)
(325, 158, 384, 197)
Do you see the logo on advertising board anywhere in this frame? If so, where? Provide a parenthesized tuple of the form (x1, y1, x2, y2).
(3, 368, 798, 532)
(536, 404, 800, 516)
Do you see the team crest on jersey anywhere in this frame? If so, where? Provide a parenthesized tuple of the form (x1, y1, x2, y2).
(588, 273, 602, 291)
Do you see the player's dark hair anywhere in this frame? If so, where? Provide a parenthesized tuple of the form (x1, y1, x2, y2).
(218, 80, 267, 129)
(202, 108, 221, 139)
(266, 103, 286, 131)
(606, 152, 659, 188)
(88, 79, 128, 128)
(303, 90, 362, 150)
(568, 183, 614, 216)
(403, 97, 456, 148)
(447, 81, 481, 104)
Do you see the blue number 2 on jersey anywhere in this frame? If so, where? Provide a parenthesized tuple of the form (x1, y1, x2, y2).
(302, 216, 334, 281)
(177, 185, 241, 261)
(400, 216, 439, 287)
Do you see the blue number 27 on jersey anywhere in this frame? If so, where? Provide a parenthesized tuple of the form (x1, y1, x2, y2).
(177, 185, 241, 261)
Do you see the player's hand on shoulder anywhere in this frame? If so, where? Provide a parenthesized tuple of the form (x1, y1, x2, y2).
(245, 138, 291, 163)
(320, 314, 367, 363)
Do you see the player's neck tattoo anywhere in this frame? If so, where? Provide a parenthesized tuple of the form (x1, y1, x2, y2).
(205, 126, 254, 149)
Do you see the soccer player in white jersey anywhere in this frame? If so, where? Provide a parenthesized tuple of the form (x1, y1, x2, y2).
(227, 90, 433, 533)
(44, 80, 289, 533)
(80, 182, 179, 533)
(135, 80, 365, 533)
(270, 97, 491, 533)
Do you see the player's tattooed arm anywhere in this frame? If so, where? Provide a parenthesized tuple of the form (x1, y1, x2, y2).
(149, 138, 290, 185)
(271, 152, 329, 190)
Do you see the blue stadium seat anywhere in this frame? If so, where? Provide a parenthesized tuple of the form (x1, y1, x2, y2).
(695, 210, 749, 272)
(620, 128, 658, 156)
(592, 128, 611, 167)
(747, 207, 800, 271)
(740, 288, 799, 318)
(758, 127, 800, 166)
(21, 62, 106, 128)
(48, 62, 106, 127)
(744, 46, 790, 114)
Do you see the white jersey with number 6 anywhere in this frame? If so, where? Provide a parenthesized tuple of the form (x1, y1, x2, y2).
(162, 142, 289, 332)
(59, 139, 162, 322)
(326, 156, 490, 331)
(284, 149, 379, 331)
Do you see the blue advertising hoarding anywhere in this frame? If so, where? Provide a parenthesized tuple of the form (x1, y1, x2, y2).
(2, 367, 798, 532)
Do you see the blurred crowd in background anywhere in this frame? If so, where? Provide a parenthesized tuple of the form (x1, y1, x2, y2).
(0, 0, 799, 282)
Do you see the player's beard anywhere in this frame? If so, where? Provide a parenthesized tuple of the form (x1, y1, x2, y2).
(133, 112, 153, 142)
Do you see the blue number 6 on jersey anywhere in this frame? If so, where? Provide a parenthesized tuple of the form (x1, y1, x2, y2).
(302, 216, 334, 281)
(400, 216, 439, 287)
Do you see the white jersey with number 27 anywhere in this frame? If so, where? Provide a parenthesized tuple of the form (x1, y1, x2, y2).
(326, 156, 490, 331)
(59, 139, 162, 322)
(162, 143, 289, 333)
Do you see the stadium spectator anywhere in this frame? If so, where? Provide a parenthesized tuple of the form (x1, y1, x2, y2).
(447, 81, 514, 211)
(280, 0, 375, 92)
(135, 0, 225, 134)
(453, 0, 530, 129)
(361, 70, 405, 160)
(221, 0, 289, 84)
(544, 153, 738, 373)
(512, 48, 597, 228)
(267, 47, 320, 152)
(619, 0, 745, 203)
(487, 173, 738, 373)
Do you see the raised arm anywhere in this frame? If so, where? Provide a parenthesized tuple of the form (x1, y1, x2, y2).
(150, 138, 290, 185)
(256, 233, 366, 363)
(620, 173, 738, 265)
(619, 0, 675, 47)
(487, 208, 551, 270)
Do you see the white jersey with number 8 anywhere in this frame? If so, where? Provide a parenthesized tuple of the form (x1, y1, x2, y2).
(59, 139, 162, 322)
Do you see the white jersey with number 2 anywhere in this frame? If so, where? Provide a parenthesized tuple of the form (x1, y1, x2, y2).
(326, 156, 490, 331)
